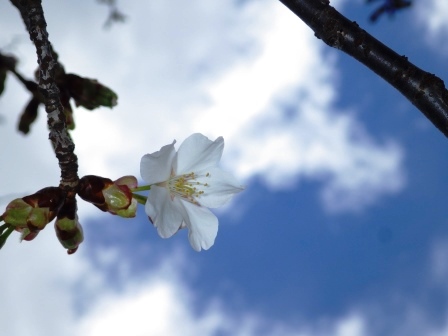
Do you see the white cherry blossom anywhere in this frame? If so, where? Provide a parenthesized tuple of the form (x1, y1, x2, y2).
(140, 133, 244, 251)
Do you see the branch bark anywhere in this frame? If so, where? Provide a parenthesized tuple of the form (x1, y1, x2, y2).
(279, 0, 448, 138)
(12, 0, 79, 192)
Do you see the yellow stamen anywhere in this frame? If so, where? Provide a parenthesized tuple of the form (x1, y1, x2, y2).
(158, 171, 211, 205)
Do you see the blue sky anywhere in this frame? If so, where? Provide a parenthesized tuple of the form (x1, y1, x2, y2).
(1, 0, 448, 335)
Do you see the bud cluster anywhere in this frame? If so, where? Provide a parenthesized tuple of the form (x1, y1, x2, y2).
(1, 187, 64, 241)
(0, 187, 84, 254)
(1, 175, 138, 254)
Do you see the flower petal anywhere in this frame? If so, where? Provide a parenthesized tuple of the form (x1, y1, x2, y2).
(145, 186, 184, 238)
(194, 167, 244, 208)
(144, 196, 157, 223)
(178, 200, 218, 251)
(140, 141, 176, 185)
(174, 133, 224, 175)
(115, 175, 138, 189)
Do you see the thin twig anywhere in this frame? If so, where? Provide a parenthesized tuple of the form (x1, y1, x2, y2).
(11, 0, 79, 192)
(279, 0, 448, 137)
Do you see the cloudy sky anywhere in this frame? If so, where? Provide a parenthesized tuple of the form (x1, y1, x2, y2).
(1, 0, 448, 335)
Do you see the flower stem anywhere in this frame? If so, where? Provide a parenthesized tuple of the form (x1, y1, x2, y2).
(132, 193, 147, 205)
(0, 223, 9, 235)
(0, 225, 14, 249)
(131, 185, 151, 192)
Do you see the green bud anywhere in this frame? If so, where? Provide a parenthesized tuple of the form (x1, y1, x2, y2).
(1, 187, 65, 234)
(102, 184, 131, 210)
(2, 199, 33, 228)
(114, 198, 138, 218)
(66, 73, 118, 110)
(28, 207, 54, 230)
(55, 196, 83, 254)
(55, 216, 84, 254)
(103, 176, 137, 217)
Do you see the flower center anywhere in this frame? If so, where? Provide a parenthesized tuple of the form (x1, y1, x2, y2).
(162, 172, 210, 205)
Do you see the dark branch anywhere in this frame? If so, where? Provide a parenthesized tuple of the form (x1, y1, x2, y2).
(279, 0, 448, 138)
(12, 0, 79, 191)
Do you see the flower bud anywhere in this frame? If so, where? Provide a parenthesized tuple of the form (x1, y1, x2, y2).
(65, 73, 118, 110)
(78, 175, 112, 206)
(19, 228, 39, 241)
(55, 197, 83, 254)
(78, 175, 137, 218)
(2, 187, 65, 238)
(2, 198, 32, 228)
(114, 197, 138, 218)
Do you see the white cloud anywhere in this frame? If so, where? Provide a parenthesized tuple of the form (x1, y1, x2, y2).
(0, 229, 91, 336)
(199, 6, 404, 212)
(415, 0, 448, 35)
(0, 230, 370, 336)
(4, 234, 448, 336)
(333, 314, 366, 336)
(430, 238, 448, 285)
(384, 238, 448, 336)
(76, 255, 231, 336)
(415, 0, 448, 52)
(78, 274, 368, 336)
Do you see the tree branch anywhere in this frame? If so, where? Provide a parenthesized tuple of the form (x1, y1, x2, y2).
(279, 0, 448, 138)
(12, 0, 79, 192)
